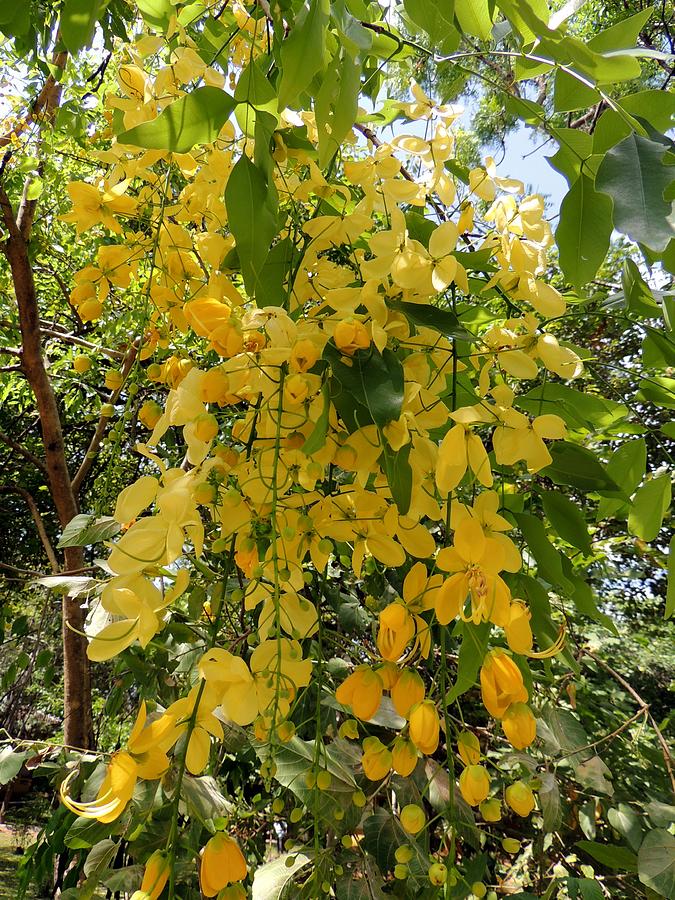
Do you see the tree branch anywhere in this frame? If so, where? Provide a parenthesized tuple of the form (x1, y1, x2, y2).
(0, 485, 59, 573)
(0, 428, 48, 477)
(584, 649, 675, 797)
(71, 340, 140, 495)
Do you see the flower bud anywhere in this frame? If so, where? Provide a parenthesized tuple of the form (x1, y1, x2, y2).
(140, 850, 170, 900)
(480, 649, 528, 719)
(391, 737, 418, 777)
(459, 765, 490, 807)
(377, 603, 415, 662)
(428, 862, 448, 886)
(505, 780, 535, 817)
(335, 666, 383, 721)
(199, 833, 247, 897)
(361, 736, 392, 781)
(73, 355, 91, 374)
(399, 804, 425, 835)
(502, 702, 536, 750)
(105, 369, 123, 391)
(391, 669, 425, 718)
(504, 600, 533, 654)
(457, 730, 480, 766)
(334, 319, 370, 355)
(193, 413, 219, 443)
(479, 798, 502, 822)
(409, 700, 440, 755)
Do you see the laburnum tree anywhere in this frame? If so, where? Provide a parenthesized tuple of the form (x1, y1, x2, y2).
(0, 1, 674, 899)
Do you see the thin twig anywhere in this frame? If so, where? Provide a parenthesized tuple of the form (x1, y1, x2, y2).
(584, 649, 675, 797)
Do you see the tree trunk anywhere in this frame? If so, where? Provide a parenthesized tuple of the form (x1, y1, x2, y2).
(0, 187, 94, 751)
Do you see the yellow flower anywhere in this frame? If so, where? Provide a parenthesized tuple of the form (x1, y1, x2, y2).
(436, 409, 493, 495)
(502, 702, 536, 750)
(459, 765, 491, 806)
(457, 730, 481, 766)
(377, 603, 415, 662)
(409, 700, 440, 755)
(60, 703, 177, 822)
(336, 666, 383, 721)
(450, 491, 522, 574)
(61, 180, 137, 233)
(166, 686, 224, 775)
(505, 781, 535, 817)
(435, 518, 511, 627)
(200, 832, 247, 896)
(480, 649, 528, 719)
(391, 669, 425, 718)
(361, 736, 392, 781)
(184, 297, 233, 339)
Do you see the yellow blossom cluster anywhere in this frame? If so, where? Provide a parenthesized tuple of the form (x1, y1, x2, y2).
(58, 20, 583, 883)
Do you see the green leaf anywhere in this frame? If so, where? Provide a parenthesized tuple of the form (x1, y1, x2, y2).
(445, 621, 491, 704)
(596, 438, 646, 520)
(60, 0, 103, 53)
(595, 133, 675, 253)
(83, 839, 116, 879)
(380, 442, 413, 516)
(65, 816, 120, 850)
(556, 174, 613, 289)
(387, 299, 475, 341)
(628, 473, 671, 542)
(513, 513, 573, 591)
(251, 852, 313, 900)
(621, 258, 661, 317)
(519, 384, 627, 433)
(566, 878, 604, 900)
(540, 706, 589, 765)
(576, 841, 638, 872)
(234, 57, 277, 109)
(541, 442, 623, 495)
(118, 87, 237, 153)
(278, 0, 330, 109)
(539, 772, 562, 833)
(255, 737, 361, 835)
(575, 755, 614, 795)
(587, 7, 653, 52)
(540, 491, 592, 555)
(553, 69, 600, 113)
(257, 237, 300, 307)
(638, 830, 675, 897)
(0, 747, 28, 785)
(315, 49, 361, 167)
(455, 0, 493, 41)
(403, 0, 457, 45)
(607, 805, 644, 852)
(642, 328, 675, 367)
(323, 342, 404, 428)
(620, 90, 675, 133)
(135, 0, 174, 30)
(636, 374, 675, 409)
(302, 385, 330, 455)
(225, 153, 278, 298)
(666, 535, 675, 619)
(58, 514, 120, 548)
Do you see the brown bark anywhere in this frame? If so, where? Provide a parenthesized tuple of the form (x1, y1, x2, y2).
(0, 182, 93, 751)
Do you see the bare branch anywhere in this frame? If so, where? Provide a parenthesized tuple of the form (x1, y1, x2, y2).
(0, 485, 59, 573)
(71, 340, 140, 494)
